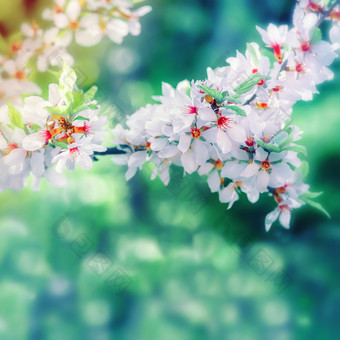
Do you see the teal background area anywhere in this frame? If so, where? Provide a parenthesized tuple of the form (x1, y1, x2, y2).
(0, 0, 340, 339)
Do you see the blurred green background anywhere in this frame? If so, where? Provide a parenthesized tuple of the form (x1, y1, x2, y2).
(1, 0, 340, 339)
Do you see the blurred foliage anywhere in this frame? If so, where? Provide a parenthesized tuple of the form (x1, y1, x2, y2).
(1, 0, 340, 339)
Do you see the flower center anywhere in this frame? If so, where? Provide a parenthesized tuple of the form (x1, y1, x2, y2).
(69, 147, 79, 157)
(15, 70, 26, 80)
(191, 128, 201, 139)
(261, 160, 271, 171)
(186, 106, 198, 115)
(301, 41, 310, 52)
(69, 21, 79, 31)
(214, 160, 223, 170)
(11, 42, 22, 53)
(217, 116, 232, 129)
(99, 18, 107, 32)
(54, 4, 63, 13)
(3, 143, 18, 156)
(262, 134, 271, 143)
(272, 86, 283, 92)
(40, 130, 52, 143)
(245, 136, 255, 147)
(256, 102, 268, 109)
(233, 181, 242, 189)
(296, 63, 304, 73)
(272, 44, 283, 64)
(279, 204, 289, 212)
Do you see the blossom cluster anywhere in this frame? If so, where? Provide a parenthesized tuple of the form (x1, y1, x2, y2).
(0, 0, 151, 104)
(112, 0, 340, 230)
(0, 63, 107, 191)
(0, 0, 150, 191)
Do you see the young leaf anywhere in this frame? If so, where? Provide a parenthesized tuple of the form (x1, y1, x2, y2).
(283, 145, 307, 156)
(247, 43, 259, 65)
(52, 141, 69, 149)
(198, 85, 226, 103)
(260, 48, 277, 66)
(224, 105, 247, 116)
(30, 124, 42, 132)
(234, 73, 264, 95)
(303, 198, 331, 219)
(59, 62, 77, 102)
(73, 103, 98, 114)
(311, 27, 322, 44)
(257, 139, 281, 153)
(46, 106, 69, 117)
(299, 160, 309, 180)
(73, 115, 89, 121)
(225, 93, 241, 103)
(84, 86, 98, 102)
(7, 102, 25, 130)
(278, 127, 295, 148)
(71, 90, 85, 112)
(300, 191, 324, 200)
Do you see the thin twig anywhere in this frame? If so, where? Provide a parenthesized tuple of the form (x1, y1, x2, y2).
(316, 0, 340, 27)
(94, 147, 127, 156)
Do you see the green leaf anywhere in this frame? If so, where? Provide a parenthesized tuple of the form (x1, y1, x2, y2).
(57, 28, 68, 38)
(46, 106, 69, 117)
(283, 145, 307, 156)
(224, 105, 247, 116)
(257, 139, 281, 153)
(73, 103, 98, 114)
(84, 86, 98, 102)
(52, 141, 69, 149)
(198, 85, 226, 103)
(234, 74, 264, 95)
(30, 124, 42, 133)
(7, 102, 25, 130)
(73, 115, 89, 121)
(278, 127, 295, 148)
(303, 198, 331, 219)
(71, 90, 85, 112)
(299, 160, 309, 180)
(59, 62, 77, 103)
(300, 191, 324, 200)
(247, 43, 259, 65)
(225, 93, 241, 103)
(260, 48, 277, 67)
(311, 27, 322, 44)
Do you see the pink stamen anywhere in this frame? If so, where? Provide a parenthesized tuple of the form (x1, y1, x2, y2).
(186, 106, 198, 115)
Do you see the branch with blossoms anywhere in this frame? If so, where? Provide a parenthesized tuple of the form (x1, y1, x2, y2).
(109, 0, 340, 231)
(1, 0, 340, 232)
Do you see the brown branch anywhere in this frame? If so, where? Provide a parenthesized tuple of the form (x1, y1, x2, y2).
(94, 147, 127, 156)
